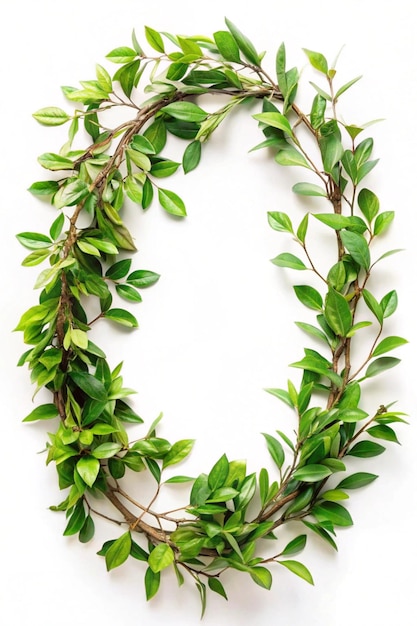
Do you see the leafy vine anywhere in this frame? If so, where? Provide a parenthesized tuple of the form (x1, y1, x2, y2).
(17, 18, 408, 616)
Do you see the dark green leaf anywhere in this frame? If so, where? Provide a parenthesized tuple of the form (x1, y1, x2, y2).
(145, 567, 161, 600)
(324, 288, 351, 336)
(106, 259, 132, 280)
(116, 284, 143, 303)
(183, 140, 202, 174)
(69, 371, 107, 402)
(225, 18, 260, 65)
(337, 472, 378, 490)
(127, 270, 160, 288)
(364, 357, 400, 379)
(262, 433, 285, 469)
(79, 514, 95, 543)
(281, 534, 307, 557)
(313, 501, 353, 527)
(348, 441, 385, 458)
(366, 424, 400, 444)
(208, 454, 229, 491)
(340, 230, 370, 269)
(208, 577, 228, 599)
(63, 500, 85, 536)
(293, 285, 323, 311)
(213, 30, 241, 63)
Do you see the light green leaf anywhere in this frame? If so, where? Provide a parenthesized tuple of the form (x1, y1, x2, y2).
(16, 232, 52, 250)
(267, 211, 293, 233)
(293, 464, 333, 483)
(33, 107, 70, 126)
(374, 211, 395, 236)
(38, 153, 74, 171)
(225, 17, 260, 65)
(213, 30, 241, 63)
(163, 439, 195, 469)
(148, 543, 175, 573)
(76, 456, 100, 487)
(158, 188, 187, 217)
(364, 357, 401, 378)
(249, 566, 272, 589)
(293, 285, 323, 311)
(161, 101, 207, 123)
(183, 140, 202, 174)
(106, 46, 137, 63)
(281, 534, 307, 557)
(253, 112, 293, 136)
(372, 336, 408, 357)
(324, 288, 351, 336)
(340, 230, 370, 269)
(293, 182, 327, 197)
(92, 442, 123, 459)
(127, 270, 160, 288)
(276, 147, 311, 168)
(105, 531, 132, 570)
(303, 48, 328, 74)
(144, 26, 165, 53)
(279, 559, 314, 584)
(271, 253, 307, 270)
(312, 501, 353, 527)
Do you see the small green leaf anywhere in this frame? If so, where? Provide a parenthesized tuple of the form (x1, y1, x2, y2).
(144, 26, 165, 53)
(33, 107, 70, 126)
(340, 230, 370, 269)
(104, 308, 139, 328)
(145, 567, 161, 600)
(208, 454, 229, 491)
(337, 472, 378, 490)
(50, 213, 65, 241)
(372, 336, 408, 357)
(38, 153, 74, 171)
(279, 559, 314, 584)
(116, 284, 143, 303)
(127, 270, 160, 288)
(106, 259, 132, 280)
(28, 180, 60, 196)
(281, 534, 307, 557)
(293, 464, 333, 483)
(16, 232, 52, 250)
(262, 433, 285, 469)
(163, 439, 195, 469)
(213, 30, 241, 63)
(313, 501, 353, 527)
(249, 566, 272, 589)
(76, 456, 100, 487)
(374, 211, 395, 236)
(148, 543, 175, 573)
(208, 577, 228, 600)
(267, 211, 293, 233)
(161, 101, 207, 123)
(106, 46, 137, 63)
(105, 531, 132, 571)
(358, 188, 379, 223)
(79, 514, 95, 543)
(92, 442, 123, 459)
(292, 182, 327, 197)
(158, 188, 187, 217)
(183, 140, 202, 174)
(271, 253, 307, 271)
(303, 48, 328, 74)
(367, 424, 400, 444)
(23, 403, 59, 422)
(293, 285, 323, 311)
(348, 441, 385, 458)
(69, 371, 107, 402)
(324, 288, 351, 336)
(63, 501, 86, 536)
(225, 18, 260, 65)
(276, 147, 310, 168)
(253, 112, 293, 136)
(364, 357, 400, 379)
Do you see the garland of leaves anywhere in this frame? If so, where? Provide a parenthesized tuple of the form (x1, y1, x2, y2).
(17, 19, 407, 616)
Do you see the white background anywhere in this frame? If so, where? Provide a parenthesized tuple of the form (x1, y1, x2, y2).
(1, 1, 417, 624)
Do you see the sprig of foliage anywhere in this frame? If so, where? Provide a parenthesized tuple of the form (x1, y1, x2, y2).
(17, 18, 408, 617)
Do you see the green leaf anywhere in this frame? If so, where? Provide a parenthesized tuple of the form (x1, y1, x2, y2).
(183, 140, 202, 174)
(313, 501, 353, 527)
(106, 46, 137, 63)
(267, 211, 293, 233)
(367, 424, 400, 444)
(271, 253, 307, 270)
(116, 284, 143, 303)
(292, 182, 327, 197)
(54, 179, 90, 209)
(106, 259, 132, 280)
(63, 500, 86, 536)
(276, 147, 310, 168)
(362, 289, 383, 324)
(303, 48, 328, 74)
(150, 159, 180, 178)
(208, 577, 228, 600)
(163, 439, 195, 469)
(208, 454, 229, 491)
(164, 475, 195, 484)
(380, 290, 398, 318)
(92, 442, 123, 459)
(225, 18, 260, 65)
(337, 472, 378, 490)
(148, 543, 175, 573)
(158, 188, 187, 217)
(313, 214, 351, 230)
(324, 288, 351, 336)
(33, 107, 70, 126)
(262, 433, 285, 469)
(145, 567, 161, 600)
(144, 26, 165, 53)
(357, 188, 379, 222)
(293, 464, 333, 483)
(16, 232, 52, 250)
(69, 371, 107, 402)
(372, 336, 408, 357)
(340, 230, 370, 269)
(335, 75, 362, 99)
(364, 357, 400, 379)
(374, 211, 395, 236)
(348, 441, 385, 458)
(253, 112, 293, 136)
(50, 213, 65, 241)
(249, 566, 272, 589)
(104, 308, 139, 328)
(23, 403, 59, 422)
(106, 531, 132, 571)
(161, 101, 207, 123)
(79, 514, 95, 543)
(279, 559, 314, 584)
(281, 534, 307, 557)
(297, 214, 309, 244)
(38, 153, 74, 171)
(127, 270, 160, 288)
(28, 180, 60, 196)
(265, 387, 293, 408)
(293, 285, 323, 311)
(76, 456, 100, 487)
(213, 30, 241, 63)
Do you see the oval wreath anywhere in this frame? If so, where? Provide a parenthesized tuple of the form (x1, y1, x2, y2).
(17, 19, 407, 616)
